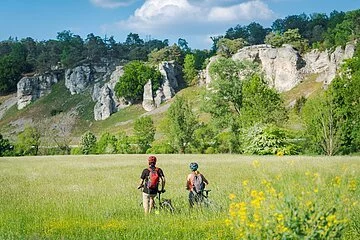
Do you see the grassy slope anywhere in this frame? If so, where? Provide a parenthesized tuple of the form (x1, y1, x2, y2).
(0, 73, 323, 143)
(0, 155, 358, 239)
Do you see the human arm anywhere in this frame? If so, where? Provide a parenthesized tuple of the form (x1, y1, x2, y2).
(138, 169, 146, 189)
(202, 174, 209, 186)
(138, 179, 144, 189)
(186, 174, 192, 190)
(159, 168, 166, 192)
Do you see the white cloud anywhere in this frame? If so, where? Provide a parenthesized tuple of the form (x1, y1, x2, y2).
(115, 0, 274, 32)
(90, 0, 135, 8)
(102, 0, 275, 48)
(208, 1, 274, 22)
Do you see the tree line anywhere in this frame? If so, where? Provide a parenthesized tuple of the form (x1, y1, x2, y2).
(0, 9, 359, 156)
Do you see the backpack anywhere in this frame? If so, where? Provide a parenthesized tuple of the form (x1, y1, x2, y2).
(147, 167, 160, 189)
(192, 173, 204, 193)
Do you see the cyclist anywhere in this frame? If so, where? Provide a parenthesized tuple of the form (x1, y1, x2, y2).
(138, 155, 165, 214)
(186, 162, 208, 207)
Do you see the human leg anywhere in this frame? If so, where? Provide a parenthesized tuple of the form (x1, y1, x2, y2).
(142, 192, 150, 214)
(188, 191, 195, 207)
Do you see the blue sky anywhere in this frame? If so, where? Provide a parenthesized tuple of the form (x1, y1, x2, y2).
(0, 0, 359, 49)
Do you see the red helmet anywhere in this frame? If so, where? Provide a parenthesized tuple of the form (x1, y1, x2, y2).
(148, 155, 157, 164)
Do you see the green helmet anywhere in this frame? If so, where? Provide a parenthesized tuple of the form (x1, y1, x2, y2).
(189, 162, 198, 171)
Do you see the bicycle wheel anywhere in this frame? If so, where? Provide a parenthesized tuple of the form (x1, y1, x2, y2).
(161, 201, 175, 213)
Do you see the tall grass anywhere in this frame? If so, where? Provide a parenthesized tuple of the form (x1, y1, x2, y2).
(0, 155, 359, 239)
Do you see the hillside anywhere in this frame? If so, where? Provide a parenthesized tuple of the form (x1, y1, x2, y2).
(0, 71, 321, 145)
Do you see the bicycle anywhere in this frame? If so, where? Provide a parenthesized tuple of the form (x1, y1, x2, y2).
(138, 186, 175, 214)
(191, 189, 219, 210)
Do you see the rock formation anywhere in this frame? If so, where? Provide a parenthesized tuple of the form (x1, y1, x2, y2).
(17, 72, 60, 110)
(206, 43, 355, 92)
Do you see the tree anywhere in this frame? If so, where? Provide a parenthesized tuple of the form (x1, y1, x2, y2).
(329, 52, 360, 154)
(246, 22, 269, 45)
(96, 132, 117, 154)
(85, 33, 107, 62)
(148, 44, 184, 65)
(240, 74, 287, 127)
(178, 38, 190, 53)
(16, 126, 41, 156)
(265, 28, 308, 52)
(125, 33, 144, 46)
(134, 116, 155, 153)
(183, 54, 197, 86)
(0, 134, 13, 157)
(114, 60, 162, 102)
(80, 131, 97, 155)
(115, 131, 131, 154)
(165, 96, 199, 153)
(206, 58, 258, 128)
(216, 38, 246, 57)
(302, 92, 340, 155)
(57, 30, 85, 68)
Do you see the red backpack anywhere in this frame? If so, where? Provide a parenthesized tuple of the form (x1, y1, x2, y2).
(147, 167, 160, 189)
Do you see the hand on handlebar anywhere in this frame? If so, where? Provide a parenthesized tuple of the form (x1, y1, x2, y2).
(137, 184, 144, 189)
(158, 189, 166, 193)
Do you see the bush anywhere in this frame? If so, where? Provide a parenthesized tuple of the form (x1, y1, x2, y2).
(70, 147, 82, 155)
(146, 141, 175, 154)
(242, 124, 299, 155)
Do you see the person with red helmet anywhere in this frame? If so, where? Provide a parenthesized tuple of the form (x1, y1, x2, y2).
(138, 155, 165, 214)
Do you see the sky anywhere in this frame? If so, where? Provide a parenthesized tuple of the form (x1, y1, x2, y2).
(0, 0, 359, 49)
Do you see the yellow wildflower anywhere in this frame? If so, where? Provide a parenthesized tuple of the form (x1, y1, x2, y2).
(242, 180, 249, 186)
(252, 160, 260, 168)
(348, 179, 356, 192)
(229, 193, 236, 200)
(333, 176, 341, 186)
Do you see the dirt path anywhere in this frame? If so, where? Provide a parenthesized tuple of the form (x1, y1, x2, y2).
(0, 94, 17, 120)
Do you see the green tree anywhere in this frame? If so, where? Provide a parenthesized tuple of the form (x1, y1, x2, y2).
(240, 74, 287, 127)
(265, 28, 308, 52)
(16, 126, 41, 156)
(302, 92, 340, 155)
(57, 30, 85, 68)
(0, 134, 13, 157)
(80, 131, 97, 155)
(242, 124, 298, 155)
(134, 116, 155, 153)
(206, 58, 258, 127)
(96, 132, 117, 154)
(329, 53, 360, 154)
(165, 96, 199, 153)
(115, 131, 131, 154)
(183, 54, 197, 85)
(216, 38, 246, 57)
(85, 33, 107, 62)
(114, 60, 162, 102)
(148, 44, 183, 65)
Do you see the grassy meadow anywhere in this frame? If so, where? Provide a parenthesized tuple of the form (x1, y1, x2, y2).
(0, 155, 359, 239)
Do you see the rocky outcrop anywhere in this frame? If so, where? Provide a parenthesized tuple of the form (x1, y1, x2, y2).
(140, 61, 182, 112)
(17, 72, 60, 110)
(65, 66, 91, 95)
(232, 44, 305, 92)
(157, 61, 182, 100)
(304, 44, 355, 84)
(206, 43, 355, 92)
(93, 66, 131, 121)
(142, 80, 156, 111)
(65, 64, 116, 95)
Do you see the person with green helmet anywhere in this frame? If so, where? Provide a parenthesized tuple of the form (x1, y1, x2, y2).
(186, 162, 208, 207)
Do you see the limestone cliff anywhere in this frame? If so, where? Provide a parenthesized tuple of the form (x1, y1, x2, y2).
(17, 72, 60, 110)
(206, 43, 355, 92)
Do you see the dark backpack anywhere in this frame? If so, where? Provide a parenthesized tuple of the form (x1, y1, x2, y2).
(192, 173, 204, 193)
(147, 167, 160, 189)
